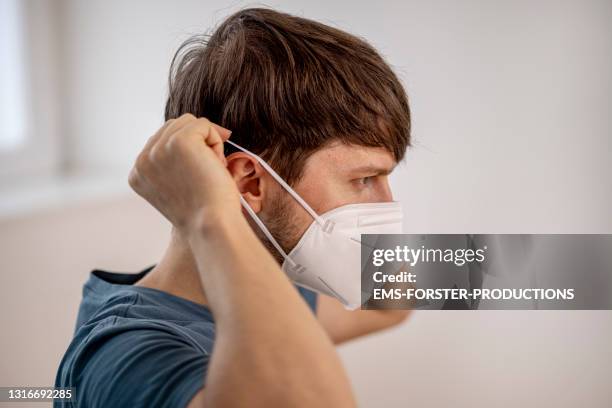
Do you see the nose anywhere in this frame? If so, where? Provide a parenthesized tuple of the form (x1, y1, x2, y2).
(376, 177, 393, 202)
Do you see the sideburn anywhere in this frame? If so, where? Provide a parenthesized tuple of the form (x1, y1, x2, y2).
(253, 191, 308, 265)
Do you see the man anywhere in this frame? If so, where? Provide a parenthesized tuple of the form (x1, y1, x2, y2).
(55, 8, 411, 407)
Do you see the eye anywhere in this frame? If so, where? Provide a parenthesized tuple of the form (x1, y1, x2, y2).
(351, 175, 377, 189)
(359, 176, 373, 185)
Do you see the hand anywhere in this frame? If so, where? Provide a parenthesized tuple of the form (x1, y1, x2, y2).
(128, 114, 239, 234)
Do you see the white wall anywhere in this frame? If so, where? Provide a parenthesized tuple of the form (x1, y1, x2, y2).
(1, 0, 611, 407)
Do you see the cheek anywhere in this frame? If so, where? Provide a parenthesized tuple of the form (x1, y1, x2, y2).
(282, 199, 315, 249)
(358, 180, 393, 203)
(301, 181, 359, 213)
(290, 197, 315, 227)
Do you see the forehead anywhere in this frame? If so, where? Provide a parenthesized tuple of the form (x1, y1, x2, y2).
(302, 142, 396, 175)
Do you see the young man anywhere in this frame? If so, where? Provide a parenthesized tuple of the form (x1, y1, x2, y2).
(55, 8, 411, 407)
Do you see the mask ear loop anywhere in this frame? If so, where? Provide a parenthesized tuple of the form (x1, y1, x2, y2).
(225, 140, 324, 227)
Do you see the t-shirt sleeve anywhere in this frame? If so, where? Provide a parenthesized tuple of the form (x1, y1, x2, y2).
(75, 325, 208, 408)
(297, 286, 318, 313)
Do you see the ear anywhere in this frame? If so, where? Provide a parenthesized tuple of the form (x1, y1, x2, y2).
(226, 152, 266, 213)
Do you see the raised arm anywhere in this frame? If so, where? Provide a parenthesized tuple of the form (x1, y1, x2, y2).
(128, 114, 356, 408)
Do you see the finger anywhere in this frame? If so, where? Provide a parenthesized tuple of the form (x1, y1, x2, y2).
(149, 114, 198, 162)
(164, 113, 198, 136)
(182, 118, 227, 164)
(208, 125, 227, 164)
(157, 113, 198, 148)
(211, 122, 232, 141)
(143, 114, 195, 158)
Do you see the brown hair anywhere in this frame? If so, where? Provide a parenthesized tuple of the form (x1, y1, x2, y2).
(165, 8, 410, 184)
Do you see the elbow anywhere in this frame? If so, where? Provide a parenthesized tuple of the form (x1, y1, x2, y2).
(384, 309, 412, 328)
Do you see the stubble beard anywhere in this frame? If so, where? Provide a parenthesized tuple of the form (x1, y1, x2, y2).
(255, 191, 306, 267)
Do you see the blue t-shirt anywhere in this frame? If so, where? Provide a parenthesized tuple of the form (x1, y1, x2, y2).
(54, 266, 317, 408)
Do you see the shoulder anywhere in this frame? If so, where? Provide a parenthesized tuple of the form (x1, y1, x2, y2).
(297, 286, 318, 313)
(56, 295, 213, 408)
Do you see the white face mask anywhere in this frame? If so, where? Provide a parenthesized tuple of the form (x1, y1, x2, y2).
(226, 140, 404, 310)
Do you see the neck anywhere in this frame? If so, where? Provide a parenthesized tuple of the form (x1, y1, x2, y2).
(137, 229, 208, 306)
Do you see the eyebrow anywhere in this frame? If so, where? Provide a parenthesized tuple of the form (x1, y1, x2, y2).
(349, 164, 396, 176)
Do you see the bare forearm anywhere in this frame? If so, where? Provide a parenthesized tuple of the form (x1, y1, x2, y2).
(187, 209, 355, 407)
